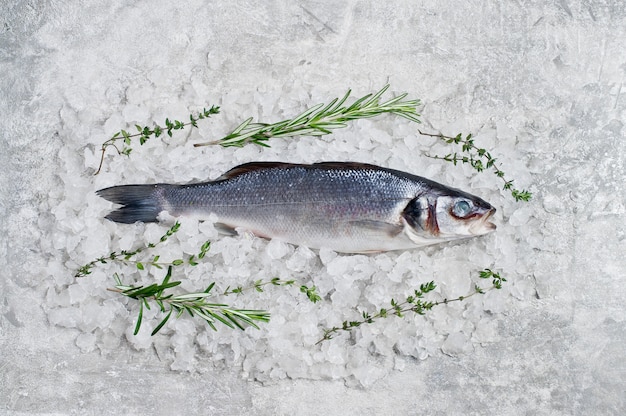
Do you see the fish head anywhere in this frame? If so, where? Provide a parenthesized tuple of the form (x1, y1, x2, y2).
(402, 189, 496, 245)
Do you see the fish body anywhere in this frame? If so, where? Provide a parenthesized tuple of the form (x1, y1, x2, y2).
(98, 162, 496, 253)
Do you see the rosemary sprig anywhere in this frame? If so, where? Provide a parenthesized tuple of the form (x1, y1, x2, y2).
(110, 266, 270, 336)
(95, 106, 220, 174)
(316, 269, 506, 344)
(420, 130, 532, 202)
(193, 85, 421, 148)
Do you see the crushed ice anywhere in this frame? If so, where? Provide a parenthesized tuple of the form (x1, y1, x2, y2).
(44, 82, 536, 387)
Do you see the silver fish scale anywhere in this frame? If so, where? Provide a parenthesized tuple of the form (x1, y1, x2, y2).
(163, 164, 427, 252)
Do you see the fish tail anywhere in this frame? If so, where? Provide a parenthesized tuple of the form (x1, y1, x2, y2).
(97, 184, 170, 224)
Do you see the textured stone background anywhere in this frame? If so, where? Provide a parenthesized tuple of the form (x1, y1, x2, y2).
(1, 1, 624, 415)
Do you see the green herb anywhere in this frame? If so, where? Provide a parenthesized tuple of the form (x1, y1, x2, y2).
(420, 131, 532, 201)
(223, 277, 296, 296)
(74, 221, 211, 277)
(95, 106, 220, 174)
(109, 266, 269, 335)
(223, 278, 323, 306)
(316, 269, 506, 344)
(478, 268, 507, 289)
(300, 285, 322, 303)
(75, 221, 209, 276)
(75, 221, 184, 277)
(194, 85, 421, 148)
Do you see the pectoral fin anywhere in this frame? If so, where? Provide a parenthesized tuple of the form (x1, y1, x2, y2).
(348, 220, 403, 237)
(214, 222, 238, 236)
(215, 222, 273, 240)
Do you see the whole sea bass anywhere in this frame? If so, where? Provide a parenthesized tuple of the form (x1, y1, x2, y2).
(98, 162, 496, 253)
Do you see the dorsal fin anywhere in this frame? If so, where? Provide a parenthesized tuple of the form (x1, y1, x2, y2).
(216, 162, 293, 180)
(311, 161, 384, 171)
(216, 161, 386, 180)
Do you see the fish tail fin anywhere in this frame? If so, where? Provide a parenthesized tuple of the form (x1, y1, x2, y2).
(97, 184, 170, 224)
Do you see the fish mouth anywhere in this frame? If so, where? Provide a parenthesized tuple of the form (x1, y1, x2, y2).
(470, 208, 497, 235)
(484, 208, 497, 229)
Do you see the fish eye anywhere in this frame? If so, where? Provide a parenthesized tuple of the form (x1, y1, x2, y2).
(452, 200, 472, 217)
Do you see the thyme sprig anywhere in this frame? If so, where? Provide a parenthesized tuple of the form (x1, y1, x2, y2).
(110, 266, 270, 335)
(75, 221, 184, 277)
(76, 221, 211, 277)
(223, 277, 296, 296)
(95, 106, 220, 174)
(223, 278, 322, 305)
(316, 269, 506, 344)
(193, 85, 421, 148)
(420, 130, 532, 201)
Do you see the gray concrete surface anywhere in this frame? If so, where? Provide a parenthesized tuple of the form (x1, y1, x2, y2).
(1, 1, 625, 415)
